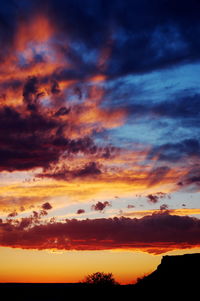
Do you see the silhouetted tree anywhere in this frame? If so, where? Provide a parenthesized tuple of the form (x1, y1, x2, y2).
(84, 272, 118, 287)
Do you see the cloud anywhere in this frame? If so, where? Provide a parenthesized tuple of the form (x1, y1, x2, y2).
(76, 209, 85, 214)
(148, 139, 200, 163)
(152, 94, 200, 121)
(121, 93, 200, 131)
(0, 212, 200, 254)
(0, 99, 112, 172)
(31, 0, 200, 77)
(186, 170, 200, 185)
(91, 201, 111, 212)
(41, 202, 52, 210)
(176, 167, 200, 191)
(147, 167, 171, 186)
(18, 217, 33, 230)
(7, 210, 18, 218)
(127, 204, 135, 209)
(54, 107, 70, 117)
(0, 196, 49, 212)
(0, 106, 62, 171)
(120, 208, 200, 218)
(51, 80, 61, 95)
(1, 0, 200, 84)
(23, 76, 40, 111)
(1, 1, 198, 189)
(0, 1, 200, 235)
(38, 161, 102, 181)
(7, 209, 50, 230)
(146, 194, 159, 204)
(75, 162, 102, 177)
(146, 192, 169, 204)
(160, 204, 169, 210)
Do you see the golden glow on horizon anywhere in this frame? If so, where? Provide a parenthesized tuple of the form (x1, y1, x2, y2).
(0, 247, 199, 284)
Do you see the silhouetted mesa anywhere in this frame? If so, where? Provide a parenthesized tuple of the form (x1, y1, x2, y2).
(136, 253, 200, 293)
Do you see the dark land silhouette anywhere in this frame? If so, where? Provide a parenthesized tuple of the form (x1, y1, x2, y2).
(1, 253, 199, 300)
(135, 252, 200, 297)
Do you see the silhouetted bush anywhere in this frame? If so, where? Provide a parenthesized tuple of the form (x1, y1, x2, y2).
(83, 272, 118, 287)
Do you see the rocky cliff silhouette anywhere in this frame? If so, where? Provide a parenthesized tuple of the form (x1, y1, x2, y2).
(135, 253, 200, 295)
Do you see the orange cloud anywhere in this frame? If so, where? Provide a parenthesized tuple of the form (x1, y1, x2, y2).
(0, 195, 48, 213)
(15, 14, 55, 51)
(121, 208, 200, 218)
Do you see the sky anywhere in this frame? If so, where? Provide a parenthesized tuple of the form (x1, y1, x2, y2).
(0, 0, 200, 284)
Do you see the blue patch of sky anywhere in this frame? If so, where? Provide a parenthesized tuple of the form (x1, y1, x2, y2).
(40, 97, 52, 107)
(99, 123, 163, 147)
(94, 115, 196, 150)
(166, 191, 200, 209)
(102, 62, 200, 109)
(96, 61, 200, 149)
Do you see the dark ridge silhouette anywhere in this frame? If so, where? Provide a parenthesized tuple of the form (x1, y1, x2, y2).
(0, 253, 199, 300)
(135, 253, 200, 297)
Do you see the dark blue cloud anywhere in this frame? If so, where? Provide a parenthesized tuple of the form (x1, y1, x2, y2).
(178, 167, 200, 189)
(148, 139, 200, 162)
(1, 0, 200, 77)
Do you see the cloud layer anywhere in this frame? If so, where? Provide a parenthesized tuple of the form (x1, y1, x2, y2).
(0, 212, 200, 254)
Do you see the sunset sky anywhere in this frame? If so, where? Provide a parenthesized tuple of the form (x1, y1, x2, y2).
(0, 0, 200, 284)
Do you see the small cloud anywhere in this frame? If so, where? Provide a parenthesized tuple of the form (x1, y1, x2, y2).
(177, 181, 183, 186)
(160, 204, 169, 210)
(75, 162, 101, 177)
(77, 209, 85, 214)
(127, 204, 135, 209)
(19, 217, 32, 229)
(51, 80, 61, 95)
(54, 106, 70, 116)
(32, 211, 39, 219)
(41, 202, 52, 210)
(39, 210, 48, 217)
(146, 192, 169, 204)
(7, 210, 18, 218)
(146, 194, 159, 204)
(91, 201, 111, 212)
(32, 210, 48, 220)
